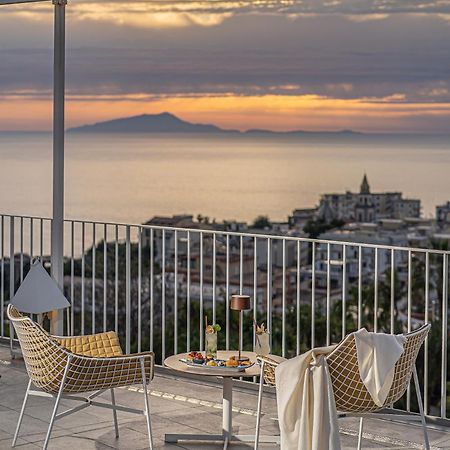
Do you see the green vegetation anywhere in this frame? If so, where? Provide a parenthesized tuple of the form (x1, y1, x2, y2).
(252, 215, 271, 229)
(303, 218, 345, 238)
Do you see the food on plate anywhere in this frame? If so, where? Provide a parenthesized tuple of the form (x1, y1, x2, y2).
(226, 358, 239, 367)
(183, 353, 252, 369)
(187, 351, 198, 361)
(187, 351, 205, 364)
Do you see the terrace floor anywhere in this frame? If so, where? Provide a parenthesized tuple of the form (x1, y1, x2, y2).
(1, 345, 450, 449)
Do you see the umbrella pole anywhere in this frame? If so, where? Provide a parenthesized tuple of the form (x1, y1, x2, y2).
(50, 0, 66, 335)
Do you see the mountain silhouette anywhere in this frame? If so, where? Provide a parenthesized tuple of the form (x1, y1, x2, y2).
(69, 112, 238, 133)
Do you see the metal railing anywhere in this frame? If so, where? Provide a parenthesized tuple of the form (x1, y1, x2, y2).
(1, 212, 449, 420)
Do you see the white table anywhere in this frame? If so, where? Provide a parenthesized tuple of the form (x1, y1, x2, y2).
(164, 350, 285, 449)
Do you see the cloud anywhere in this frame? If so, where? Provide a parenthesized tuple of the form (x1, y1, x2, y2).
(4, 0, 450, 31)
(64, 0, 450, 16)
(1, 3, 450, 132)
(346, 14, 390, 22)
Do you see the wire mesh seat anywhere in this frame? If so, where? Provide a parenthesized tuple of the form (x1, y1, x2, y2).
(7, 304, 155, 450)
(327, 324, 430, 413)
(254, 325, 431, 450)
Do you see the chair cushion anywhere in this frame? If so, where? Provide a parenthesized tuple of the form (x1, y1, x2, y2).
(56, 331, 123, 357)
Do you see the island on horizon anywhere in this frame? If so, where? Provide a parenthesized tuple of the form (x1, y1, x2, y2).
(68, 112, 364, 136)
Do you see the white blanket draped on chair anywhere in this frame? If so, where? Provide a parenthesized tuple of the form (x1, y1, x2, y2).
(275, 345, 340, 450)
(275, 331, 405, 450)
(354, 329, 405, 407)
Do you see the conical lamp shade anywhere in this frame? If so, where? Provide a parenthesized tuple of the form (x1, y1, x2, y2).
(11, 259, 70, 314)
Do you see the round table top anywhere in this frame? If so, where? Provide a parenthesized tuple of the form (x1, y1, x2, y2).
(164, 351, 285, 378)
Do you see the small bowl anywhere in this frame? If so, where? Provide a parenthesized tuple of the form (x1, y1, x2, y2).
(193, 358, 205, 364)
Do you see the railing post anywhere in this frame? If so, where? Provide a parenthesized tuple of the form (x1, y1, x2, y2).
(266, 238, 272, 349)
(125, 226, 131, 354)
(296, 240, 301, 355)
(342, 245, 346, 340)
(1, 216, 4, 337)
(9, 217, 15, 354)
(138, 227, 142, 353)
(326, 242, 330, 345)
(282, 239, 286, 357)
(441, 253, 448, 419)
(311, 242, 315, 348)
(81, 222, 85, 334)
(9, 216, 15, 305)
(225, 234, 229, 350)
(91, 223, 96, 334)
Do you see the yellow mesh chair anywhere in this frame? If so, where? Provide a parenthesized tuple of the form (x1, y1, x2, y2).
(254, 324, 431, 450)
(7, 304, 155, 450)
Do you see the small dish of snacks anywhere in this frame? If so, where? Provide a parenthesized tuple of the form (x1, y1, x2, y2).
(181, 352, 254, 372)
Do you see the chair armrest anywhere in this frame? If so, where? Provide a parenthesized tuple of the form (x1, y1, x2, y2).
(257, 355, 281, 368)
(62, 351, 155, 394)
(53, 331, 123, 357)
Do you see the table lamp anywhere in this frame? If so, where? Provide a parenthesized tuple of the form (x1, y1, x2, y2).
(230, 294, 251, 362)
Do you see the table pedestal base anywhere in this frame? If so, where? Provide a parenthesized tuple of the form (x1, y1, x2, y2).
(164, 433, 280, 448)
(164, 377, 280, 448)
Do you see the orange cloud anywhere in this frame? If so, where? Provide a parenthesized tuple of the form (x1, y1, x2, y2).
(5, 2, 235, 29)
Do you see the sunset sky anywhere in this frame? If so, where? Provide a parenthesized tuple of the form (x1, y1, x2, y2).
(1, 0, 450, 133)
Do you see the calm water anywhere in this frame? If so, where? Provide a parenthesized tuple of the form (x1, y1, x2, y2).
(1, 132, 449, 224)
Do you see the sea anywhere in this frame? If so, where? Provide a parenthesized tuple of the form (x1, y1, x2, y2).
(1, 132, 450, 225)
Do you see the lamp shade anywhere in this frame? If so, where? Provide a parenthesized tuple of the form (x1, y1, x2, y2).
(230, 295, 251, 311)
(11, 259, 70, 314)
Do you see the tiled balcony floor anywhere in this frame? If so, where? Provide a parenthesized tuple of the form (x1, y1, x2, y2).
(1, 344, 449, 449)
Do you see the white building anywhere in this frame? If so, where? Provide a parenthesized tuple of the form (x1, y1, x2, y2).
(436, 201, 450, 225)
(317, 174, 421, 222)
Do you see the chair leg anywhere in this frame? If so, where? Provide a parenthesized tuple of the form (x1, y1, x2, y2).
(357, 417, 364, 450)
(254, 362, 265, 450)
(140, 358, 154, 450)
(43, 356, 72, 450)
(110, 388, 119, 438)
(12, 379, 32, 447)
(413, 366, 431, 450)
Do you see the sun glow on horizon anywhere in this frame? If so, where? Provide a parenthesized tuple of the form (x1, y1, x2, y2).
(1, 93, 450, 134)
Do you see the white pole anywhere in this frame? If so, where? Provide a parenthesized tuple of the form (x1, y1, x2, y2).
(50, 0, 66, 334)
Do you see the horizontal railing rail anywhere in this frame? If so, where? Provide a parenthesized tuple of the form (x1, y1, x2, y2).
(2, 212, 449, 255)
(1, 212, 449, 420)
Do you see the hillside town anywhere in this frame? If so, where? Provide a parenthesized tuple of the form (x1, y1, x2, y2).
(144, 174, 450, 261)
(136, 175, 448, 328)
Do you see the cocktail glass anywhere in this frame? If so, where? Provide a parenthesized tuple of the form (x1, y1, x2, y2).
(255, 331, 270, 356)
(205, 331, 218, 359)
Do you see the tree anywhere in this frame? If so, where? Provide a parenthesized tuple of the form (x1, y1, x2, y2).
(252, 215, 271, 229)
(303, 218, 345, 239)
